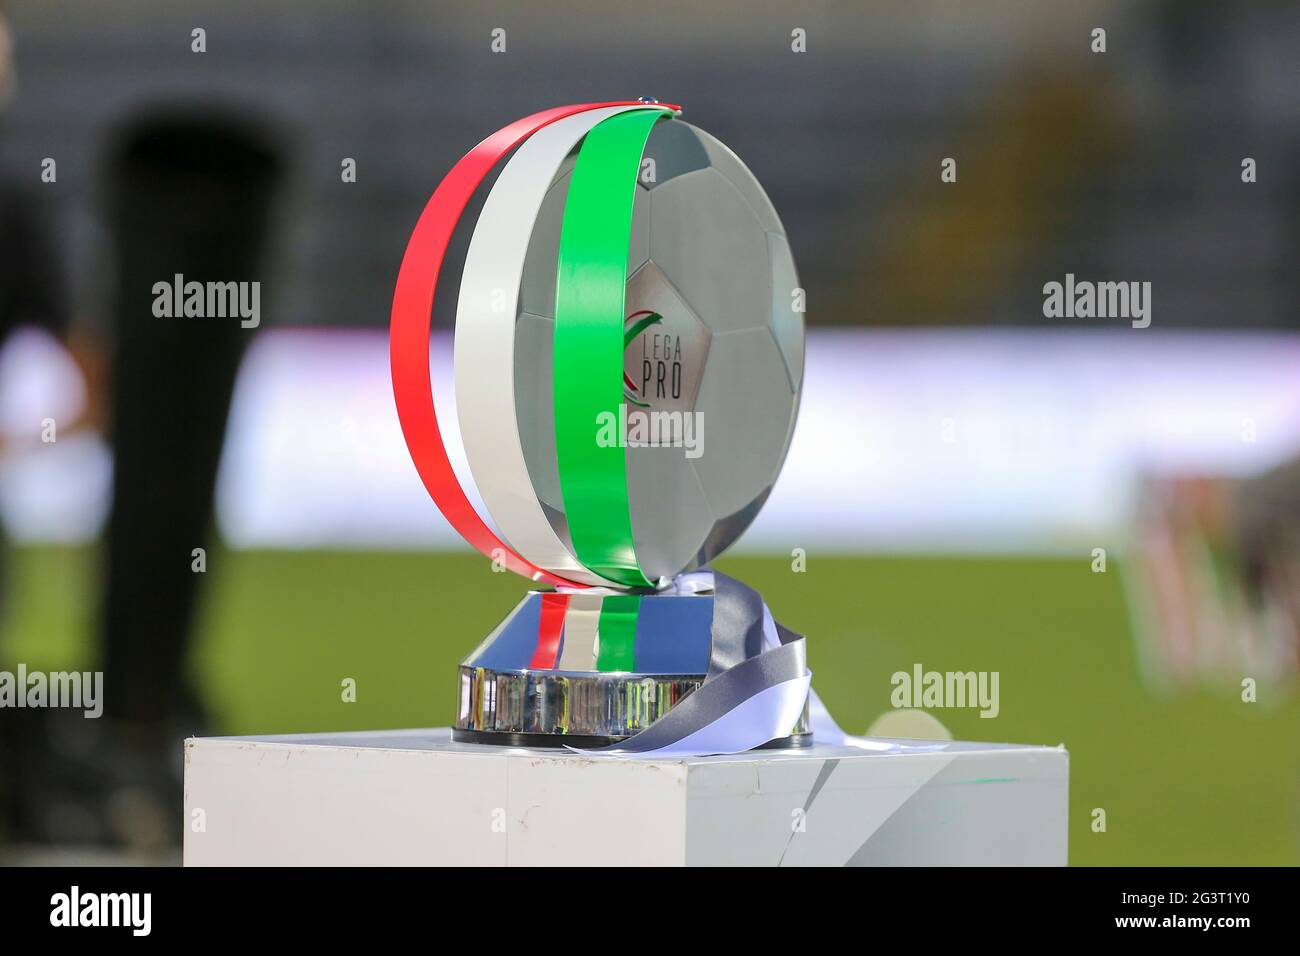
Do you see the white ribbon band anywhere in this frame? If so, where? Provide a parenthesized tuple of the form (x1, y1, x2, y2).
(454, 106, 645, 588)
(555, 593, 604, 671)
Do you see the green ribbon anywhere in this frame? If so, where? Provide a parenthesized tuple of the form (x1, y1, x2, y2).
(595, 594, 641, 672)
(553, 108, 667, 588)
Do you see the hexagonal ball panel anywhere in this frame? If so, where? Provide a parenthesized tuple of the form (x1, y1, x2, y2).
(647, 166, 773, 336)
(690, 326, 798, 522)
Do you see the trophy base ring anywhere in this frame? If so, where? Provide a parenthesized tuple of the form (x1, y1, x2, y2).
(455, 664, 812, 746)
(452, 727, 813, 750)
(455, 591, 812, 749)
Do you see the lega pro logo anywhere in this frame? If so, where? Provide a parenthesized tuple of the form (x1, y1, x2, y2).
(622, 310, 666, 408)
(50, 886, 151, 936)
(596, 286, 707, 460)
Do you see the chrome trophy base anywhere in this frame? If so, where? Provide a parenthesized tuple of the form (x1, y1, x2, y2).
(452, 591, 812, 748)
(455, 665, 812, 747)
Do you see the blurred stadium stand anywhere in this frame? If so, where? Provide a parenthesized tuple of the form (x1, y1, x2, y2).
(0, 0, 1295, 335)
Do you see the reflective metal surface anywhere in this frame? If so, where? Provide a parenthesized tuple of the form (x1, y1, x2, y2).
(454, 589, 811, 746)
(463, 591, 715, 674)
(454, 664, 811, 745)
(513, 120, 804, 582)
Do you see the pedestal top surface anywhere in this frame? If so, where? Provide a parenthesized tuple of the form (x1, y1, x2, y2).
(192, 727, 1064, 763)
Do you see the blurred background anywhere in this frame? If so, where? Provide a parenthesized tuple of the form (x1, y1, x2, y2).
(0, 0, 1297, 864)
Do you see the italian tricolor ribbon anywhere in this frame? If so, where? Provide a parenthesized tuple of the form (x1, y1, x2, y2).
(389, 101, 678, 588)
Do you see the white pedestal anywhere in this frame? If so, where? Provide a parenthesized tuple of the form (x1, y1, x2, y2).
(183, 728, 1068, 866)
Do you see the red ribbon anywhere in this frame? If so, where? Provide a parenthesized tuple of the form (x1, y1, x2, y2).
(389, 101, 679, 587)
(529, 592, 570, 669)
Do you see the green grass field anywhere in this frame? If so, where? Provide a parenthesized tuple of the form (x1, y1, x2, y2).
(3, 545, 1297, 865)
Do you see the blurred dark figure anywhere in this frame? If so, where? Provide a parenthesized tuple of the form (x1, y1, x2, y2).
(0, 8, 84, 419)
(0, 186, 66, 357)
(0, 6, 106, 852)
(1129, 461, 1300, 691)
(2, 111, 283, 851)
(100, 114, 282, 724)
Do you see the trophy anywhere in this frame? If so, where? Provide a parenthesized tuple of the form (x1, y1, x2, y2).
(390, 101, 810, 754)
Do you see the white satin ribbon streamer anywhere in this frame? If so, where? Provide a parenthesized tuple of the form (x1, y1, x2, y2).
(663, 569, 715, 596)
(570, 570, 911, 758)
(760, 605, 902, 751)
(613, 673, 812, 759)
